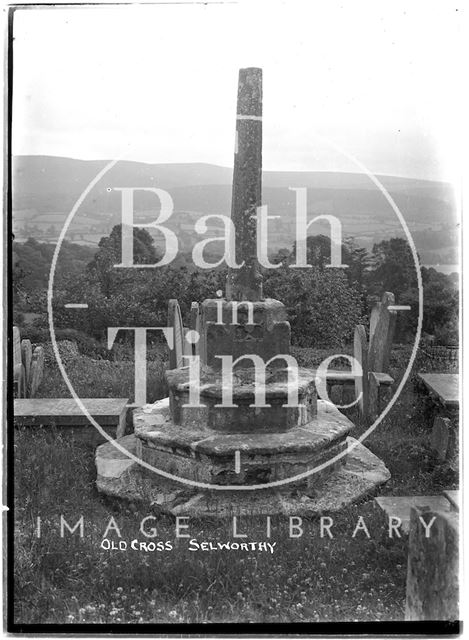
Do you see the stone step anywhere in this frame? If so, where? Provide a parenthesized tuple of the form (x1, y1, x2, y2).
(14, 398, 129, 443)
(375, 495, 452, 533)
(133, 399, 354, 486)
(95, 434, 138, 479)
(95, 436, 391, 516)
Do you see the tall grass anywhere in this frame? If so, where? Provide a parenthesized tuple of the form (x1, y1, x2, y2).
(38, 342, 168, 403)
(13, 343, 458, 624)
(14, 427, 409, 624)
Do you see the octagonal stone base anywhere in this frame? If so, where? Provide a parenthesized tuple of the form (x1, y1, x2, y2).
(96, 436, 390, 516)
(133, 399, 351, 487)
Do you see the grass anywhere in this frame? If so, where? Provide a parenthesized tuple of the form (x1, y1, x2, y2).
(14, 425, 408, 624)
(38, 341, 168, 403)
(12, 342, 458, 624)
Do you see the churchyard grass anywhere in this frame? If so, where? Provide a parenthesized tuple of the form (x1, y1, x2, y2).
(37, 342, 168, 403)
(13, 344, 457, 623)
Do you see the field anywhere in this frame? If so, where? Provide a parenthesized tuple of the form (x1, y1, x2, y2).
(12, 342, 458, 625)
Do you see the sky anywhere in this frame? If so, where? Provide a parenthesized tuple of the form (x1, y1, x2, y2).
(12, 0, 463, 181)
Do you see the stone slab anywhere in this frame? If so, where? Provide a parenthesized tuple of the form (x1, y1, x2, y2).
(95, 434, 137, 478)
(375, 495, 451, 533)
(321, 370, 393, 386)
(418, 373, 459, 408)
(95, 436, 390, 516)
(14, 398, 129, 436)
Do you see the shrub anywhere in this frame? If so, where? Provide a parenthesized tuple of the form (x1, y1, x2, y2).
(263, 266, 364, 347)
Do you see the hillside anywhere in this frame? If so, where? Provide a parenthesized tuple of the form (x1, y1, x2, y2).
(12, 155, 458, 264)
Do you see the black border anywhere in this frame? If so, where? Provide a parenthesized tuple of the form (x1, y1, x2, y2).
(6, 621, 463, 635)
(5, 4, 462, 636)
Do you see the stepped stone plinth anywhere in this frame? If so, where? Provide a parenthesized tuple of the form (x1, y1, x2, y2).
(95, 66, 390, 515)
(134, 398, 348, 487)
(168, 296, 317, 433)
(95, 430, 391, 517)
(167, 364, 317, 433)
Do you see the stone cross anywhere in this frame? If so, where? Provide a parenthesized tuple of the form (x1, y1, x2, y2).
(228, 67, 263, 302)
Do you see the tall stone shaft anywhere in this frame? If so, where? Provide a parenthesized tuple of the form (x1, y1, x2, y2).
(229, 67, 263, 301)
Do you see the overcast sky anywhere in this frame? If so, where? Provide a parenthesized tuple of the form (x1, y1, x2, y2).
(12, 0, 462, 181)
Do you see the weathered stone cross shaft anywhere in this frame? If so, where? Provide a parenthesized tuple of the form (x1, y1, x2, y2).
(228, 67, 263, 302)
(197, 68, 294, 379)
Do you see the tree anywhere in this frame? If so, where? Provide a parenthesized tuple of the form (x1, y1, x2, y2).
(263, 264, 363, 347)
(86, 225, 159, 297)
(420, 267, 458, 338)
(369, 237, 417, 301)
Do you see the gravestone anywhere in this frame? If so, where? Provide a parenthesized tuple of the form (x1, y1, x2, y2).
(13, 326, 21, 368)
(21, 339, 32, 396)
(16, 365, 26, 399)
(383, 306, 397, 372)
(405, 505, 459, 621)
(29, 346, 44, 398)
(368, 291, 395, 373)
(96, 67, 391, 516)
(167, 299, 185, 370)
(353, 325, 368, 417)
(430, 416, 452, 462)
(368, 371, 380, 423)
(369, 303, 381, 343)
(13, 326, 24, 398)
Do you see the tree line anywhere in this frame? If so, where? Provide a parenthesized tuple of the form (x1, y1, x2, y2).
(13, 226, 458, 348)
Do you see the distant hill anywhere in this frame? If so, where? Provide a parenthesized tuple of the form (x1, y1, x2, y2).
(12, 155, 458, 264)
(13, 154, 455, 211)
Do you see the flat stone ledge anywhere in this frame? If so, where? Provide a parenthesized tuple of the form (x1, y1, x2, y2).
(167, 366, 317, 400)
(14, 398, 129, 437)
(95, 436, 390, 517)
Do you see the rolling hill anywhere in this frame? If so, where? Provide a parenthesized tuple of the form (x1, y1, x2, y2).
(12, 155, 458, 265)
